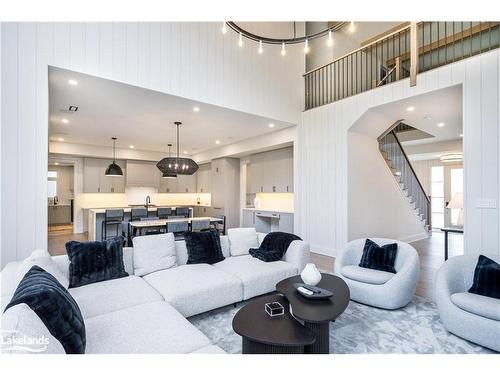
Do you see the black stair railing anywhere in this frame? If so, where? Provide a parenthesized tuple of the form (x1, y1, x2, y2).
(378, 127, 431, 230)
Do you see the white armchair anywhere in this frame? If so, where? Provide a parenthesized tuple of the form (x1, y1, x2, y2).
(334, 238, 419, 309)
(435, 255, 500, 352)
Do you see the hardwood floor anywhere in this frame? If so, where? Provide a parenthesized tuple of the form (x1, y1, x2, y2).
(310, 231, 464, 301)
(48, 225, 88, 256)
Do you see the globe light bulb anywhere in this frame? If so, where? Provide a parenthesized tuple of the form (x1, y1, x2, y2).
(258, 40, 263, 54)
(281, 42, 286, 56)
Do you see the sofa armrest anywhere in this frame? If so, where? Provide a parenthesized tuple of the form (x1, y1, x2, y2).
(283, 240, 310, 272)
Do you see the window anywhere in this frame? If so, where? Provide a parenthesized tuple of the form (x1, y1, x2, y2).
(450, 168, 464, 224)
(431, 166, 444, 229)
(48, 171, 58, 178)
(48, 170, 58, 198)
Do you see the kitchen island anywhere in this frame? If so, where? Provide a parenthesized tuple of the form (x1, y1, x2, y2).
(241, 207, 294, 233)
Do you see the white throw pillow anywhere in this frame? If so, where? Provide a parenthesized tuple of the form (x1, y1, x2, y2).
(228, 228, 259, 257)
(1, 303, 65, 354)
(132, 233, 177, 276)
(17, 250, 70, 289)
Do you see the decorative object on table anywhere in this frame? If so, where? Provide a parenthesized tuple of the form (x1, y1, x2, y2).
(358, 238, 398, 273)
(468, 255, 500, 299)
(184, 228, 225, 265)
(446, 192, 464, 227)
(5, 266, 86, 354)
(65, 236, 128, 288)
(249, 231, 301, 262)
(264, 301, 284, 317)
(293, 283, 333, 300)
(253, 196, 261, 209)
(156, 122, 199, 176)
(104, 137, 124, 176)
(300, 263, 322, 286)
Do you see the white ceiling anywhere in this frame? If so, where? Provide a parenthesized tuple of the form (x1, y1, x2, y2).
(48, 67, 295, 155)
(372, 84, 463, 146)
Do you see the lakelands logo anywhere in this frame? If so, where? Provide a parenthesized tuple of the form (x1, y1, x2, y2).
(1, 330, 49, 353)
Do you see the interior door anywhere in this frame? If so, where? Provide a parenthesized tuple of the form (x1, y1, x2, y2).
(444, 165, 463, 227)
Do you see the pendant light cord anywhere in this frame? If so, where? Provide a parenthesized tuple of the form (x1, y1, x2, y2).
(176, 123, 180, 161)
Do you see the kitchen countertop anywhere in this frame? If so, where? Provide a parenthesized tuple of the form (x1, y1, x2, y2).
(242, 207, 294, 214)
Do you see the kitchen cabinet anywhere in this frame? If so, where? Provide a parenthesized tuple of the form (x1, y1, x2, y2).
(158, 173, 177, 193)
(48, 205, 71, 225)
(158, 173, 196, 193)
(278, 213, 294, 233)
(83, 158, 125, 193)
(126, 161, 159, 188)
(247, 147, 293, 193)
(210, 158, 240, 228)
(196, 163, 211, 193)
(242, 209, 255, 227)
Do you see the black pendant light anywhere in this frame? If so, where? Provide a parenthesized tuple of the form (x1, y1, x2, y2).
(161, 144, 177, 179)
(105, 137, 124, 176)
(157, 122, 199, 176)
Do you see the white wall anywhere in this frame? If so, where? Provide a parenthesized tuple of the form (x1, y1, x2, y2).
(0, 22, 305, 266)
(348, 132, 427, 243)
(297, 50, 500, 258)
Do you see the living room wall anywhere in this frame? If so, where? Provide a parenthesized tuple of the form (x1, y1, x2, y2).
(0, 22, 305, 266)
(297, 50, 500, 258)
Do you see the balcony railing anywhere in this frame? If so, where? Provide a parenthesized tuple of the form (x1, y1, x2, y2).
(304, 22, 500, 110)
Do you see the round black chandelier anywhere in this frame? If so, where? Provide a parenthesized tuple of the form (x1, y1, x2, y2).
(157, 122, 199, 176)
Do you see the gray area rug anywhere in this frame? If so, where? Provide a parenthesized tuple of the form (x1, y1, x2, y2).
(189, 296, 494, 354)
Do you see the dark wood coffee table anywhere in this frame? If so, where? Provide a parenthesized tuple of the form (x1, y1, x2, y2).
(232, 294, 316, 354)
(276, 273, 350, 354)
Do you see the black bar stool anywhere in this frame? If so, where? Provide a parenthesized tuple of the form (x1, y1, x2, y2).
(157, 207, 172, 219)
(175, 207, 190, 218)
(101, 209, 124, 240)
(128, 208, 149, 244)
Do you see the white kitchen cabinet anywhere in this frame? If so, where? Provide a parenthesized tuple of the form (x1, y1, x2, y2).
(210, 158, 240, 228)
(158, 173, 177, 193)
(83, 158, 125, 193)
(196, 163, 211, 193)
(126, 161, 159, 188)
(48, 205, 71, 225)
(247, 147, 293, 194)
(242, 209, 255, 227)
(177, 174, 197, 193)
(278, 213, 294, 233)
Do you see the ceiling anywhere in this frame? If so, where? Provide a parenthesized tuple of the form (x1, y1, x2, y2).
(372, 84, 463, 146)
(48, 67, 295, 155)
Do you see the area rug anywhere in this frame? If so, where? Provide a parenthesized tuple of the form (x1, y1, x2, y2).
(188, 296, 494, 354)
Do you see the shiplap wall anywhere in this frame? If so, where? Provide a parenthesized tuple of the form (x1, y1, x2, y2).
(0, 22, 305, 266)
(297, 50, 500, 258)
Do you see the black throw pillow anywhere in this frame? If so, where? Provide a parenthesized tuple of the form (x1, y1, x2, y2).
(5, 266, 86, 354)
(66, 236, 128, 288)
(468, 255, 500, 299)
(358, 239, 398, 273)
(184, 228, 225, 265)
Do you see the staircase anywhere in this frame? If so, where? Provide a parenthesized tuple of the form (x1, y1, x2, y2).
(378, 121, 431, 233)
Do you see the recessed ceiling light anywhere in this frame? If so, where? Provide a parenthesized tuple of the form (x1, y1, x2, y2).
(215, 140, 220, 145)
(129, 145, 135, 149)
(424, 115, 432, 120)
(58, 137, 64, 141)
(268, 123, 275, 128)
(54, 162, 59, 166)
(183, 151, 188, 154)
(193, 106, 200, 112)
(68, 79, 78, 86)
(460, 133, 464, 137)
(406, 106, 415, 112)
(61, 118, 69, 124)
(437, 122, 445, 127)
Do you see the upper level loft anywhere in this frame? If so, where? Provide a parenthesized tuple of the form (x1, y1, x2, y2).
(304, 22, 500, 110)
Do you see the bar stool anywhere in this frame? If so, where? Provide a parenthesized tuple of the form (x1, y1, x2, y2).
(191, 219, 210, 232)
(167, 219, 189, 240)
(157, 207, 172, 219)
(128, 208, 149, 244)
(101, 209, 124, 240)
(175, 207, 190, 218)
(212, 215, 226, 235)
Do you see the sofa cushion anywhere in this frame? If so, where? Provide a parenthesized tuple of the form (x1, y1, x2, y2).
(84, 301, 211, 354)
(228, 228, 259, 257)
(142, 264, 242, 317)
(132, 233, 177, 276)
(69, 275, 163, 318)
(5, 266, 86, 354)
(184, 229, 225, 265)
(66, 236, 128, 288)
(468, 255, 500, 299)
(17, 249, 70, 289)
(341, 265, 394, 285)
(1, 303, 65, 354)
(359, 239, 398, 273)
(213, 255, 298, 300)
(451, 292, 500, 321)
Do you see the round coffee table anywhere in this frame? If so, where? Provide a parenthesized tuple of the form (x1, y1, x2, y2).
(232, 294, 316, 354)
(276, 273, 350, 354)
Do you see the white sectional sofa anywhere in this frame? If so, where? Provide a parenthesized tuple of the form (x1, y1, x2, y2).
(1, 230, 310, 354)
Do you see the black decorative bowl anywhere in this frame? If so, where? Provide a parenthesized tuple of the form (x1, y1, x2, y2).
(293, 283, 334, 300)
